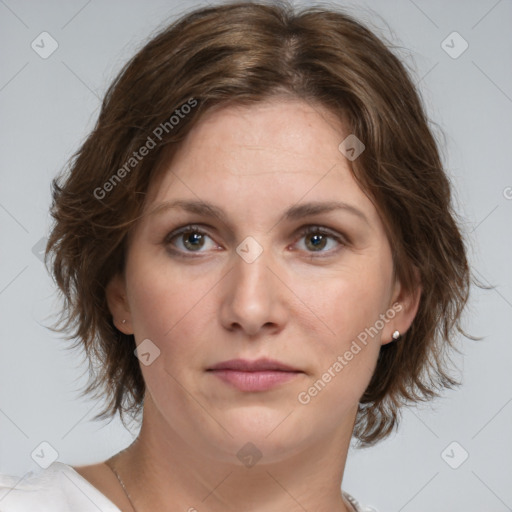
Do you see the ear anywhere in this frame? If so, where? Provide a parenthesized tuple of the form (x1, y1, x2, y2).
(105, 273, 133, 335)
(381, 269, 422, 346)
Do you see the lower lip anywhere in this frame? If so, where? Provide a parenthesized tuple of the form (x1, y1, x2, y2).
(208, 370, 301, 391)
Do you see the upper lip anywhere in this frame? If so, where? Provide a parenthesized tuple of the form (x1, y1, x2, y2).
(207, 358, 300, 372)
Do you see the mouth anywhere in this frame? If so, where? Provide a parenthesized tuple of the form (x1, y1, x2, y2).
(206, 358, 303, 392)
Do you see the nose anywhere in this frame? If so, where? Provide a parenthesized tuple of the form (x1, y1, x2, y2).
(218, 244, 289, 338)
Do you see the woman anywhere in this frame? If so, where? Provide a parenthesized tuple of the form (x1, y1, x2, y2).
(0, 1, 470, 511)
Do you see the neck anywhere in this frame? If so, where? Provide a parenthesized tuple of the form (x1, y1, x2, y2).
(111, 397, 356, 512)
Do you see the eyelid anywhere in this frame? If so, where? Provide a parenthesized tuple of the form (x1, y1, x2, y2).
(296, 224, 347, 242)
(293, 225, 346, 254)
(163, 223, 214, 243)
(163, 223, 221, 255)
(164, 223, 346, 257)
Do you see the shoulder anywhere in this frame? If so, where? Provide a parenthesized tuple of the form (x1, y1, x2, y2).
(0, 461, 120, 512)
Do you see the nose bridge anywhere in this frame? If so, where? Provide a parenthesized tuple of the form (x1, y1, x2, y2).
(220, 235, 286, 335)
(233, 239, 273, 308)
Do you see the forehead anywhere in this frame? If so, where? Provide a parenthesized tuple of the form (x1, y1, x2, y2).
(145, 98, 380, 226)
(175, 99, 344, 170)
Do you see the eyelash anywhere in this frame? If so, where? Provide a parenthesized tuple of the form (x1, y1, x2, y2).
(164, 224, 346, 258)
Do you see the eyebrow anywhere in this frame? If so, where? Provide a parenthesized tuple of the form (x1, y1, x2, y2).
(150, 199, 369, 226)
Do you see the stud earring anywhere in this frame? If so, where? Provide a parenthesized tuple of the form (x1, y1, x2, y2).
(122, 319, 126, 324)
(392, 330, 400, 341)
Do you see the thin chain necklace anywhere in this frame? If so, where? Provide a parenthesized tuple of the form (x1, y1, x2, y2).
(105, 459, 139, 512)
(105, 459, 358, 512)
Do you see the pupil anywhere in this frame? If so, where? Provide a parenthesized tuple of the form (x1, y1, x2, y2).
(184, 232, 203, 250)
(308, 234, 326, 250)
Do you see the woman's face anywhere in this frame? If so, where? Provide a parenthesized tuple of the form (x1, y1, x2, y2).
(109, 98, 413, 463)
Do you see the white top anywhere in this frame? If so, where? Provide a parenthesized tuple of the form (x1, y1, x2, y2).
(0, 462, 119, 512)
(0, 462, 377, 512)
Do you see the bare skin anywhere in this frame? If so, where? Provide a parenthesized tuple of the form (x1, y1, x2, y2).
(74, 98, 420, 512)
(72, 463, 129, 510)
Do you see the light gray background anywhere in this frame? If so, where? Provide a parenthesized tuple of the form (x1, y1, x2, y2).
(1, 1, 511, 511)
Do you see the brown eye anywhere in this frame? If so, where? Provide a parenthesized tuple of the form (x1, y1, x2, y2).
(305, 233, 328, 251)
(181, 231, 206, 251)
(165, 225, 218, 254)
(296, 226, 344, 254)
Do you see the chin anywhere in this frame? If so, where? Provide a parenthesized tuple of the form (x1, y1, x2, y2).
(192, 408, 316, 465)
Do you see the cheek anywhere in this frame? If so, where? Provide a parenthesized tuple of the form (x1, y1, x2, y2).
(125, 250, 214, 338)
(124, 256, 217, 407)
(299, 265, 391, 345)
(292, 265, 391, 408)
(124, 252, 223, 389)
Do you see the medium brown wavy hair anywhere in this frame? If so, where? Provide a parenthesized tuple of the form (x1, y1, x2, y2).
(46, 0, 471, 445)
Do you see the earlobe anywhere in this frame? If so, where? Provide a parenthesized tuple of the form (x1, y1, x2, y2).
(105, 273, 133, 334)
(382, 272, 422, 345)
